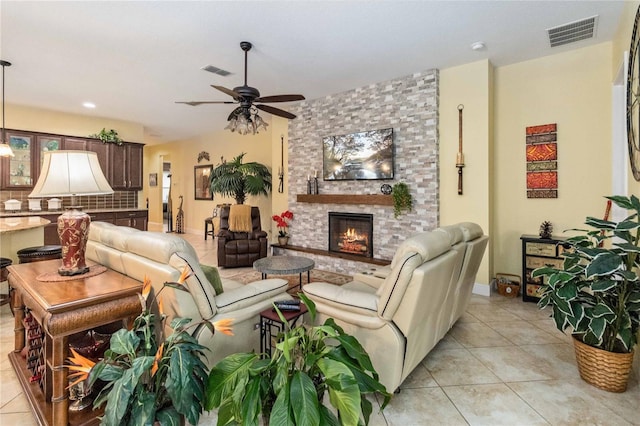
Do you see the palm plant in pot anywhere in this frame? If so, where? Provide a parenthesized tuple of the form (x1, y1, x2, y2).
(209, 153, 272, 204)
(532, 195, 640, 392)
(205, 293, 391, 425)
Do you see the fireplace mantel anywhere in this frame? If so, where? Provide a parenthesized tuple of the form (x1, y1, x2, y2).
(296, 194, 393, 206)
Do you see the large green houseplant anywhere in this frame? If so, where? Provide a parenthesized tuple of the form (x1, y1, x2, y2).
(209, 153, 272, 204)
(532, 195, 640, 391)
(205, 294, 391, 426)
(67, 268, 233, 425)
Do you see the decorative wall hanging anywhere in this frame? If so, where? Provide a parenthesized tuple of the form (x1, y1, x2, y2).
(278, 135, 284, 193)
(194, 165, 213, 200)
(149, 173, 158, 187)
(526, 123, 558, 198)
(627, 4, 640, 181)
(456, 104, 465, 195)
(197, 151, 210, 163)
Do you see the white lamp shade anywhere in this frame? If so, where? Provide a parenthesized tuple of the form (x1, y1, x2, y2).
(29, 150, 113, 197)
(0, 143, 14, 157)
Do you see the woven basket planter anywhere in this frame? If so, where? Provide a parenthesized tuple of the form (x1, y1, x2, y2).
(572, 337, 634, 393)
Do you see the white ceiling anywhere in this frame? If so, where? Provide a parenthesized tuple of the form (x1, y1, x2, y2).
(0, 1, 628, 144)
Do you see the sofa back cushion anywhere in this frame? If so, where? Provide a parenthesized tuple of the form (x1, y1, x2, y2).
(378, 231, 451, 320)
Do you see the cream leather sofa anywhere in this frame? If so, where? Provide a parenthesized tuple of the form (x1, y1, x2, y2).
(85, 221, 292, 367)
(302, 222, 488, 391)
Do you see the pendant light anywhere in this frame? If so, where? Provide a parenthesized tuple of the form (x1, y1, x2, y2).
(0, 60, 14, 157)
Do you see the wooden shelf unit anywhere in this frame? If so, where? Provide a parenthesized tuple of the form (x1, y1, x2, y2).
(296, 194, 393, 206)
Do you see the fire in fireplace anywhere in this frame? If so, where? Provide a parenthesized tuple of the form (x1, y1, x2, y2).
(328, 212, 373, 257)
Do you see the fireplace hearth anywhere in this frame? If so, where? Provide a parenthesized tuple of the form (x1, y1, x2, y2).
(328, 212, 373, 258)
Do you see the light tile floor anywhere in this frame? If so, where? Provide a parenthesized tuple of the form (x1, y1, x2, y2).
(1, 232, 639, 425)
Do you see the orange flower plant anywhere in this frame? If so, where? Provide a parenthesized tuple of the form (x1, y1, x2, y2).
(66, 266, 233, 426)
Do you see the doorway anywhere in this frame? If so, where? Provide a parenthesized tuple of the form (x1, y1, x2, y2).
(162, 162, 172, 232)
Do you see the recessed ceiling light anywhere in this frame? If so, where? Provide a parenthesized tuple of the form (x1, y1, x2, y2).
(83, 102, 96, 109)
(471, 41, 486, 51)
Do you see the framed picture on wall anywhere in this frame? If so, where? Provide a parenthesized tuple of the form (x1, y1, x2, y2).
(194, 165, 213, 200)
(149, 173, 158, 187)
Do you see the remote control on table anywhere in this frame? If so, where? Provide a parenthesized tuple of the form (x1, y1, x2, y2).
(273, 303, 301, 311)
(275, 299, 300, 306)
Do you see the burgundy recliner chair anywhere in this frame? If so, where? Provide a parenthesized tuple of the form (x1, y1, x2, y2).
(217, 206, 267, 267)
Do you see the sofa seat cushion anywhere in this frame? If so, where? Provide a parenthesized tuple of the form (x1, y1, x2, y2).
(215, 278, 289, 313)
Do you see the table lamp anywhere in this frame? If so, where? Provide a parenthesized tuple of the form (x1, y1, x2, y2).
(29, 151, 113, 276)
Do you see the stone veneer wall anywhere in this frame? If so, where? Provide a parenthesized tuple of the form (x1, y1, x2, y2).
(283, 70, 439, 274)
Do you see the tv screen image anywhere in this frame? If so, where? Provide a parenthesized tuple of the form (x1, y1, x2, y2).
(322, 128, 394, 180)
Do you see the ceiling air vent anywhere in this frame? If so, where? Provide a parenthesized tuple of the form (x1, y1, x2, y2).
(547, 15, 598, 48)
(201, 65, 231, 76)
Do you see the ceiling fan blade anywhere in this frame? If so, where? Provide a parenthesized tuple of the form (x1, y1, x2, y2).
(176, 101, 236, 106)
(212, 85, 240, 99)
(255, 94, 305, 103)
(256, 104, 297, 119)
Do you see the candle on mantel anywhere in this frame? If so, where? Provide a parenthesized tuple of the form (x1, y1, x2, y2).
(314, 170, 317, 178)
(307, 174, 310, 181)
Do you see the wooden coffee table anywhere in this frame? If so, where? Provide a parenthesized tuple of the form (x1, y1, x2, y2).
(253, 255, 315, 289)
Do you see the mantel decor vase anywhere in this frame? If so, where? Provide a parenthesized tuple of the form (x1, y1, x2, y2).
(278, 236, 289, 246)
(572, 337, 634, 393)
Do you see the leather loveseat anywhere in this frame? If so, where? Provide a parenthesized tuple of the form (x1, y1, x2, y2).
(217, 205, 268, 268)
(302, 222, 488, 392)
(85, 221, 292, 366)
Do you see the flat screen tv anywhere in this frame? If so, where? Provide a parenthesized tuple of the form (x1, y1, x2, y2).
(322, 128, 394, 180)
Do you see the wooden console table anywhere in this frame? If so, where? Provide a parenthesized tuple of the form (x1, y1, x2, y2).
(7, 259, 142, 426)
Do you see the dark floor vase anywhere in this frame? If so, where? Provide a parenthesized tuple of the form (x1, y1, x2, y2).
(573, 337, 635, 393)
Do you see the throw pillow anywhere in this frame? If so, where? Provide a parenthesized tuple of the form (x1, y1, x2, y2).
(200, 264, 224, 295)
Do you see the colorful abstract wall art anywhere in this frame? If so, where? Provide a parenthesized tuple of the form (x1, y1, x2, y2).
(526, 123, 557, 198)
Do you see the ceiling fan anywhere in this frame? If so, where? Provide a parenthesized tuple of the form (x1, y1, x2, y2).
(176, 41, 305, 130)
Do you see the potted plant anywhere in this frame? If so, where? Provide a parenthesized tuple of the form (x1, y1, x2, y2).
(67, 267, 234, 425)
(392, 182, 412, 218)
(205, 293, 391, 425)
(89, 128, 123, 145)
(272, 209, 294, 245)
(209, 153, 272, 204)
(532, 195, 640, 392)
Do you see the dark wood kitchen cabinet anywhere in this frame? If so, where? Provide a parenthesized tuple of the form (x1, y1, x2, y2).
(115, 210, 147, 230)
(111, 143, 143, 190)
(63, 138, 111, 180)
(40, 210, 146, 244)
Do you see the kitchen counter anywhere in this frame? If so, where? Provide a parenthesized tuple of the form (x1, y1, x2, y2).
(0, 208, 147, 218)
(0, 216, 51, 263)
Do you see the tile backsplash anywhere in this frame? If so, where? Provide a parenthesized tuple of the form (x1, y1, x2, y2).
(0, 189, 138, 212)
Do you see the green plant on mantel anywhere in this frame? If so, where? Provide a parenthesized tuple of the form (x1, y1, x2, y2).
(392, 182, 412, 218)
(89, 128, 123, 145)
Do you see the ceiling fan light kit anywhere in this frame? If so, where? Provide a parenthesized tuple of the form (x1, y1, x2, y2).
(177, 41, 305, 135)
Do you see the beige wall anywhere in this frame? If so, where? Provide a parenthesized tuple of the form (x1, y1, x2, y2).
(492, 42, 613, 278)
(6, 103, 144, 143)
(439, 60, 493, 289)
(270, 116, 289, 242)
(143, 126, 275, 236)
(611, 0, 640, 383)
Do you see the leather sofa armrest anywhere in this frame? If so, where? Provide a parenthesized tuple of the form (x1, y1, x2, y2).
(251, 230, 268, 239)
(303, 282, 378, 315)
(215, 278, 289, 313)
(218, 230, 234, 240)
(303, 282, 386, 329)
(352, 272, 385, 289)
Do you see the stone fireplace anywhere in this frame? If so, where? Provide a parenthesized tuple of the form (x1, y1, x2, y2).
(278, 68, 439, 274)
(328, 212, 373, 258)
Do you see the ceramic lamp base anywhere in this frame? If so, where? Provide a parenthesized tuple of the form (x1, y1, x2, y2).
(57, 208, 91, 276)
